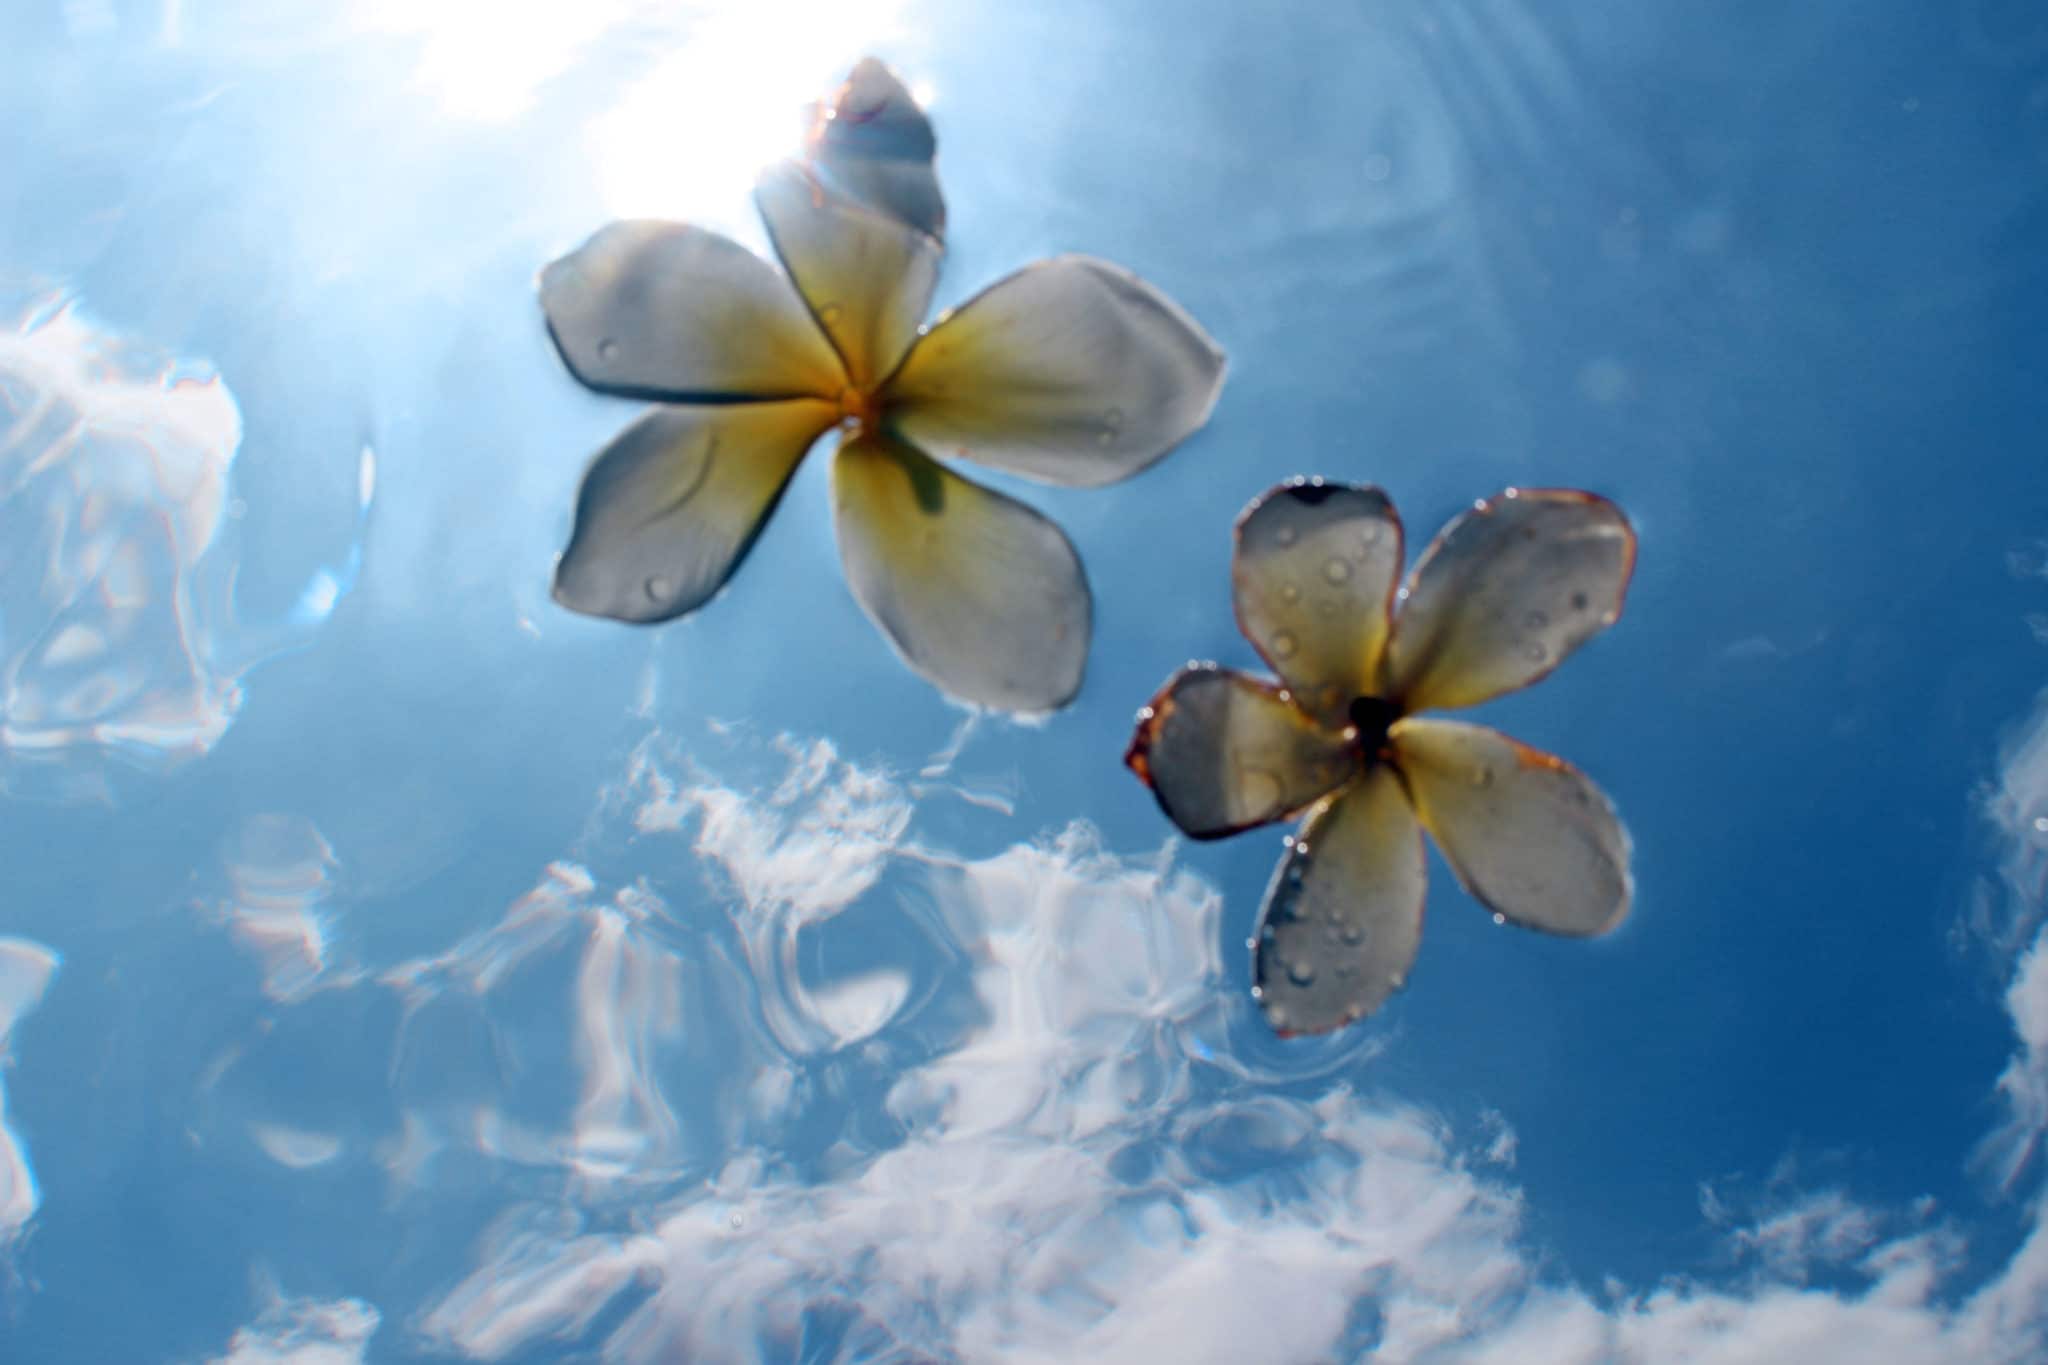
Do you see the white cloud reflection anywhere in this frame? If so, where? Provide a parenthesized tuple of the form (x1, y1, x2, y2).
(0, 937, 58, 1247)
(0, 292, 366, 798)
(0, 294, 241, 793)
(205, 1283, 379, 1365)
(174, 715, 2048, 1362)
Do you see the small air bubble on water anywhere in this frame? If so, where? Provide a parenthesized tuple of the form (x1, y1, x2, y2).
(1492, 912, 1507, 926)
(2034, 816, 2048, 834)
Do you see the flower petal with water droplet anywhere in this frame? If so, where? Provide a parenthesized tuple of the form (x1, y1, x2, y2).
(554, 400, 839, 624)
(1124, 665, 1360, 840)
(883, 256, 1226, 487)
(1251, 766, 1425, 1037)
(755, 163, 941, 390)
(831, 429, 1089, 711)
(540, 221, 846, 402)
(1380, 489, 1635, 711)
(804, 56, 946, 241)
(1232, 480, 1404, 730)
(1390, 717, 1632, 936)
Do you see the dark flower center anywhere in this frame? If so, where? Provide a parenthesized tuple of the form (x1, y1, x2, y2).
(1348, 694, 1402, 761)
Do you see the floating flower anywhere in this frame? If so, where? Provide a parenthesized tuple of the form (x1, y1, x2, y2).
(541, 59, 1227, 711)
(1125, 480, 1637, 1036)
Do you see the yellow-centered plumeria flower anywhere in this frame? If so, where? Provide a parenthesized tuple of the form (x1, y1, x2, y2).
(540, 59, 1227, 711)
(1125, 479, 1637, 1037)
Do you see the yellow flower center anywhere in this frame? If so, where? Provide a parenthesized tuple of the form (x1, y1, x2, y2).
(1348, 694, 1402, 764)
(838, 385, 883, 435)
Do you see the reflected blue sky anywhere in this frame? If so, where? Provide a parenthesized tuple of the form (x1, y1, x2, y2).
(2, 0, 2047, 1360)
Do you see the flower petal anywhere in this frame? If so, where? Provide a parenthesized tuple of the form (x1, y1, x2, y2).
(1231, 480, 1404, 729)
(831, 429, 1089, 711)
(1391, 717, 1631, 936)
(883, 256, 1226, 487)
(804, 56, 946, 240)
(1381, 489, 1636, 711)
(553, 400, 839, 623)
(1124, 665, 1360, 840)
(540, 221, 845, 402)
(1251, 766, 1425, 1037)
(755, 163, 941, 390)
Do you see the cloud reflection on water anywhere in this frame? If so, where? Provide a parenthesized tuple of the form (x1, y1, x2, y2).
(0, 292, 367, 799)
(0, 937, 58, 1248)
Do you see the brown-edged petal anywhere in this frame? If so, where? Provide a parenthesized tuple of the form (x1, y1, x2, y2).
(1251, 765, 1426, 1037)
(1231, 480, 1404, 730)
(553, 400, 839, 623)
(540, 221, 846, 402)
(831, 429, 1089, 711)
(1124, 665, 1361, 840)
(1380, 489, 1635, 712)
(1391, 717, 1632, 936)
(755, 163, 940, 390)
(804, 56, 946, 240)
(882, 256, 1226, 487)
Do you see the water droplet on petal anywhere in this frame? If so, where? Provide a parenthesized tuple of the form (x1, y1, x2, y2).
(1339, 921, 1366, 946)
(1275, 526, 1299, 548)
(1524, 609, 1548, 629)
(1324, 558, 1353, 584)
(1271, 629, 1299, 659)
(645, 576, 671, 603)
(1523, 643, 1548, 663)
(1287, 960, 1317, 988)
(1471, 766, 1495, 788)
(818, 302, 843, 325)
(2035, 816, 2048, 834)
(1389, 971, 1407, 989)
(596, 338, 620, 362)
(1570, 591, 1590, 611)
(1281, 583, 1302, 604)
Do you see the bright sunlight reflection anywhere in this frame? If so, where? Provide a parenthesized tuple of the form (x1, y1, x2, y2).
(353, 0, 919, 227)
(586, 0, 919, 226)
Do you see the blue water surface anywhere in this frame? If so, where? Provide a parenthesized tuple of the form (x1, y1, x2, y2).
(2, 0, 2047, 1360)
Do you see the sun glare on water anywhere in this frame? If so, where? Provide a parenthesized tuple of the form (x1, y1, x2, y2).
(353, 0, 921, 229)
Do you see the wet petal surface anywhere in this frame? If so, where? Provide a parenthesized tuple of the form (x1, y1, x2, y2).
(1251, 766, 1426, 1037)
(540, 221, 846, 402)
(1391, 717, 1632, 937)
(831, 430, 1089, 711)
(755, 163, 941, 390)
(553, 400, 839, 624)
(884, 256, 1226, 487)
(1381, 489, 1635, 711)
(1124, 665, 1360, 840)
(804, 56, 946, 241)
(1232, 481, 1404, 729)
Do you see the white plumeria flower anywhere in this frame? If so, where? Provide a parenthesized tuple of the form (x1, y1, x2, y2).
(541, 58, 1227, 712)
(1126, 480, 1637, 1037)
